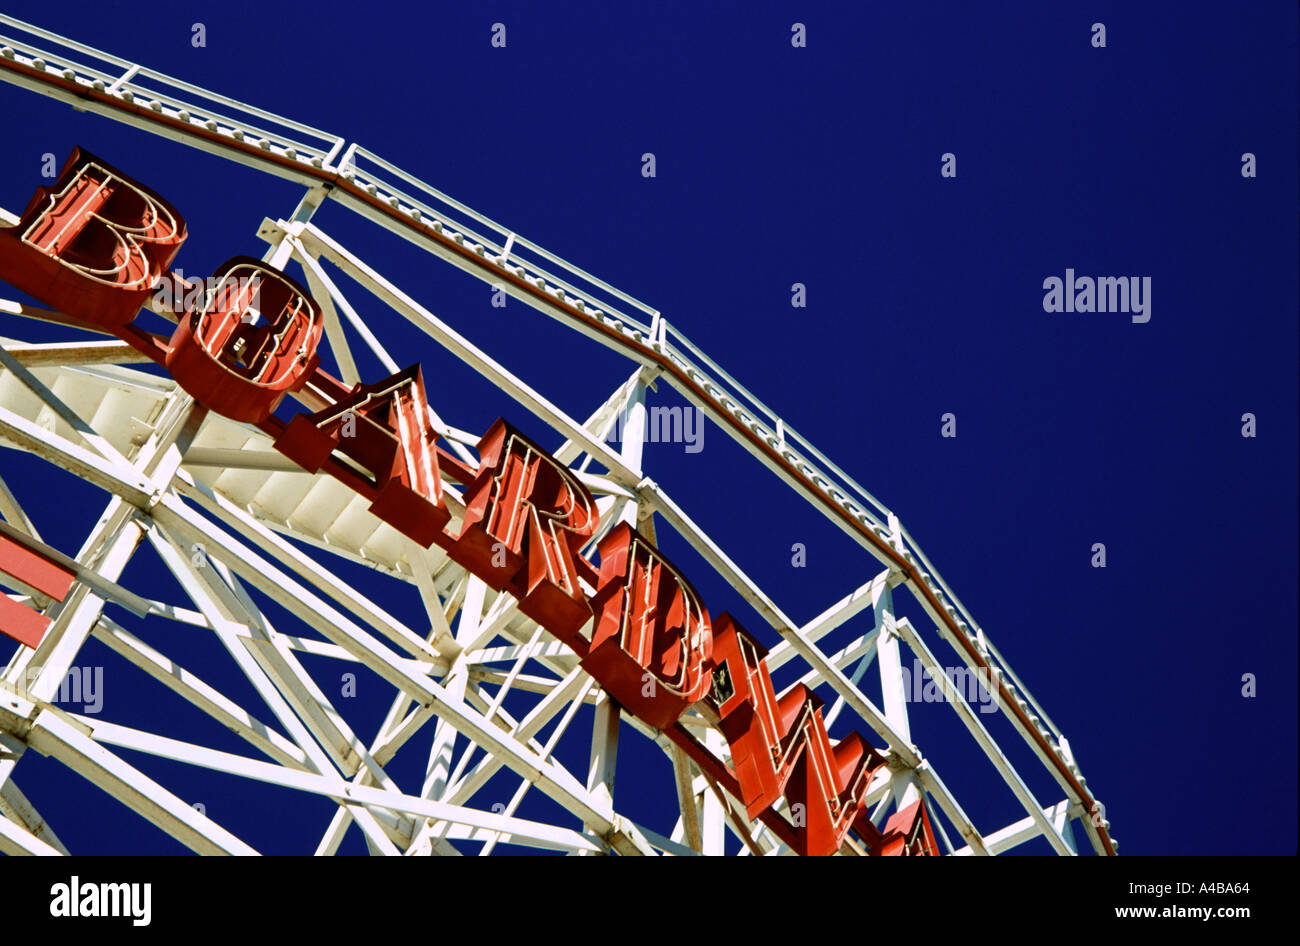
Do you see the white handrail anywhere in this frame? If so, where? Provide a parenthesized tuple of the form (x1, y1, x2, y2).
(0, 14, 1096, 822)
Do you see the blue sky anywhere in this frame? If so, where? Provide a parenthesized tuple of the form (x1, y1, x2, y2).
(0, 1, 1295, 855)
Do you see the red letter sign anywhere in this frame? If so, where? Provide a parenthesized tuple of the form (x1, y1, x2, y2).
(275, 365, 450, 546)
(710, 613, 886, 855)
(783, 722, 888, 856)
(709, 614, 803, 817)
(866, 799, 940, 856)
(166, 257, 322, 423)
(0, 147, 186, 328)
(584, 522, 712, 729)
(449, 420, 598, 642)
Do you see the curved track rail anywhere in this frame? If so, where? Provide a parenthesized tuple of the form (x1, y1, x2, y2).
(0, 12, 1113, 856)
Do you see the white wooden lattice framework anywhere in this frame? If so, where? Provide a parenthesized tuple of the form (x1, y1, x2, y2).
(0, 13, 1114, 856)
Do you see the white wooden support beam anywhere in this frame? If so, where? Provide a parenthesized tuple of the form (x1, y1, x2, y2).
(0, 777, 69, 854)
(0, 339, 152, 367)
(0, 810, 64, 856)
(892, 617, 1073, 855)
(26, 710, 259, 856)
(951, 800, 1074, 856)
(294, 223, 642, 488)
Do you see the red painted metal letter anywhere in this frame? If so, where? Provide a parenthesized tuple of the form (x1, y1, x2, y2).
(449, 420, 599, 642)
(783, 720, 888, 856)
(0, 147, 185, 327)
(584, 522, 712, 729)
(867, 799, 940, 856)
(709, 613, 803, 817)
(709, 613, 886, 855)
(166, 257, 322, 423)
(275, 365, 450, 546)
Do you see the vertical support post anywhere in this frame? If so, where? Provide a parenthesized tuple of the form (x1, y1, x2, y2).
(586, 694, 620, 805)
(617, 381, 648, 529)
(670, 744, 703, 852)
(879, 514, 918, 808)
(574, 690, 620, 856)
(700, 729, 726, 854)
(423, 576, 485, 801)
(264, 186, 328, 267)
